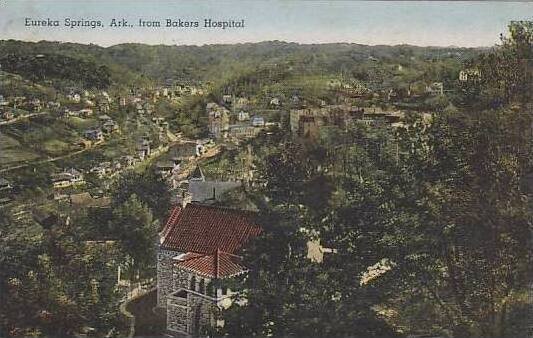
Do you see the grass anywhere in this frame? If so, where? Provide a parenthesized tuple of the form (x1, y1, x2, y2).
(0, 133, 40, 166)
(42, 139, 74, 156)
(65, 116, 98, 130)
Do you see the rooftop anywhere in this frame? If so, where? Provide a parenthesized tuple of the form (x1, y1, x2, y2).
(174, 250, 246, 279)
(161, 203, 261, 254)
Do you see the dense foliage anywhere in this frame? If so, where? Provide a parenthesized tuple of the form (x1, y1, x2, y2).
(219, 22, 532, 338)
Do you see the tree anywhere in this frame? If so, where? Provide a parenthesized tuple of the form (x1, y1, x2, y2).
(0, 208, 122, 337)
(110, 170, 171, 222)
(221, 205, 400, 337)
(109, 194, 157, 275)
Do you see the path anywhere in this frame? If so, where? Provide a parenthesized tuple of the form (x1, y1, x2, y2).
(0, 111, 48, 126)
(124, 288, 166, 337)
(0, 141, 105, 173)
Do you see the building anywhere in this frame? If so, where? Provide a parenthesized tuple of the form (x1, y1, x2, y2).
(237, 110, 249, 122)
(185, 166, 242, 203)
(137, 139, 151, 159)
(459, 68, 481, 82)
(269, 97, 281, 107)
(228, 124, 257, 139)
(208, 107, 230, 139)
(67, 93, 81, 103)
(298, 116, 320, 139)
(425, 82, 444, 96)
(156, 160, 181, 178)
(251, 116, 265, 127)
(157, 203, 262, 336)
(84, 129, 104, 141)
(79, 108, 94, 118)
(102, 120, 120, 134)
(171, 142, 203, 161)
(0, 178, 13, 192)
(51, 168, 85, 188)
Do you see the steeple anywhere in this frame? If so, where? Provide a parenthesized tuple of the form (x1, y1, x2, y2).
(189, 165, 205, 182)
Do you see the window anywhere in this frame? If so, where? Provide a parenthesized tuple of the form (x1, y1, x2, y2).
(199, 278, 205, 294)
(190, 275, 196, 291)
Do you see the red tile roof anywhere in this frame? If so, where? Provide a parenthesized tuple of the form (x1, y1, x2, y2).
(174, 249, 246, 279)
(161, 203, 261, 254)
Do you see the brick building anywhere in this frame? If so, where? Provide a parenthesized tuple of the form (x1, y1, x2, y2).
(157, 203, 261, 336)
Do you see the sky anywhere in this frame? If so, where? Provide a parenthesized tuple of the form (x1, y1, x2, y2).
(0, 1, 532, 47)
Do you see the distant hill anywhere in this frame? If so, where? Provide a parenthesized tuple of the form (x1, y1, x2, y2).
(0, 40, 486, 91)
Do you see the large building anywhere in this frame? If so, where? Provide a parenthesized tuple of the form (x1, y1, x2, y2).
(157, 203, 261, 336)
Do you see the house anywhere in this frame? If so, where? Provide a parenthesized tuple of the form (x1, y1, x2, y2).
(29, 98, 42, 112)
(121, 155, 136, 167)
(51, 168, 85, 188)
(0, 178, 13, 192)
(222, 94, 233, 104)
(251, 116, 265, 127)
(228, 124, 257, 139)
(157, 203, 262, 335)
(172, 142, 200, 161)
(208, 108, 230, 139)
(237, 111, 249, 122)
(234, 97, 249, 109)
(156, 161, 181, 178)
(459, 68, 481, 82)
(188, 179, 242, 203)
(90, 165, 107, 178)
(137, 139, 151, 159)
(79, 108, 94, 118)
(98, 114, 112, 122)
(67, 93, 81, 103)
(59, 108, 72, 118)
(89, 162, 112, 178)
(1, 110, 14, 121)
(206, 102, 219, 113)
(269, 97, 281, 106)
(47, 101, 61, 109)
(298, 116, 320, 139)
(425, 82, 444, 96)
(102, 120, 119, 134)
(84, 129, 104, 141)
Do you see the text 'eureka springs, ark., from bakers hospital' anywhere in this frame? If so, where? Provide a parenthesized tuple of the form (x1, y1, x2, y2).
(24, 17, 246, 30)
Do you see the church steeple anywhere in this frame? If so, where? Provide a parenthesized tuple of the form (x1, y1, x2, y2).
(189, 165, 205, 182)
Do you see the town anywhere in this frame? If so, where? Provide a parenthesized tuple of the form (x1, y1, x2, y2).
(0, 19, 532, 338)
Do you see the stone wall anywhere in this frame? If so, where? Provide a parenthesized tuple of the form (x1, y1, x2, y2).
(167, 289, 217, 336)
(167, 292, 189, 334)
(157, 248, 181, 308)
(172, 266, 191, 292)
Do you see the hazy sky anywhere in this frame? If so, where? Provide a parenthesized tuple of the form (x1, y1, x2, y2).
(0, 1, 531, 47)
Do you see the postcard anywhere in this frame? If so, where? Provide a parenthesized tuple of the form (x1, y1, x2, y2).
(0, 1, 532, 337)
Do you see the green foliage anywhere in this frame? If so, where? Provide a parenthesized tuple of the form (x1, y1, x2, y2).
(219, 21, 533, 338)
(109, 194, 156, 271)
(110, 170, 171, 221)
(0, 208, 121, 337)
(0, 53, 111, 89)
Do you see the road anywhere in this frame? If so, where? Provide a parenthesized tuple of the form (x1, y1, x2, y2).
(0, 111, 49, 126)
(0, 141, 104, 173)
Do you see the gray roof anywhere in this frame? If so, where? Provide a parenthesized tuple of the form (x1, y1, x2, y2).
(188, 166, 205, 181)
(188, 180, 241, 202)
